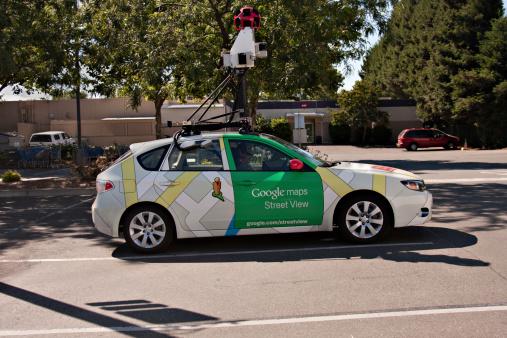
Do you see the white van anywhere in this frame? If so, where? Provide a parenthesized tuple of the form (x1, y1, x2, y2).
(29, 131, 75, 147)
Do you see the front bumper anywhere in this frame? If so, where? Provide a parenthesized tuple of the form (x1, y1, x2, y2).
(407, 191, 433, 226)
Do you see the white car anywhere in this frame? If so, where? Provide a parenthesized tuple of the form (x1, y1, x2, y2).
(92, 133, 432, 253)
(29, 131, 75, 147)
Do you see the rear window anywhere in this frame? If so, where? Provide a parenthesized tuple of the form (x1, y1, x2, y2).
(30, 135, 52, 142)
(137, 146, 169, 171)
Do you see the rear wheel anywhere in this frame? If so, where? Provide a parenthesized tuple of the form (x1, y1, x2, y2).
(123, 206, 174, 254)
(335, 193, 393, 243)
(407, 143, 418, 151)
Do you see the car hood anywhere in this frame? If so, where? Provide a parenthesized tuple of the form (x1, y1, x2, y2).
(328, 162, 422, 180)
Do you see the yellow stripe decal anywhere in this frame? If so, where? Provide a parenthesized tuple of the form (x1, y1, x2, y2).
(316, 167, 353, 197)
(156, 172, 200, 208)
(372, 174, 386, 196)
(121, 156, 138, 207)
(219, 137, 225, 151)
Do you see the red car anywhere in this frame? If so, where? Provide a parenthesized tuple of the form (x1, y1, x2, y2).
(397, 128, 460, 151)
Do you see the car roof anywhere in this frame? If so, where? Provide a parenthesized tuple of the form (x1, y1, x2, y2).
(31, 131, 66, 135)
(129, 132, 270, 154)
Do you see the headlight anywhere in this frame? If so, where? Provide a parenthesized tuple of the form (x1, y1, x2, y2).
(401, 180, 426, 191)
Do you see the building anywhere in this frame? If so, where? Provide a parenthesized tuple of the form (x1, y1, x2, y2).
(0, 97, 419, 146)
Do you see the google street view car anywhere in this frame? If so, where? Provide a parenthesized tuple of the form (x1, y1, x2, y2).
(92, 132, 432, 253)
(91, 6, 432, 253)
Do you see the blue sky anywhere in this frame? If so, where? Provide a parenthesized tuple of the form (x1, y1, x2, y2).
(2, 0, 507, 100)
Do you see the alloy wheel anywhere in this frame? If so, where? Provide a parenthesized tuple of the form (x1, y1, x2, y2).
(345, 201, 384, 239)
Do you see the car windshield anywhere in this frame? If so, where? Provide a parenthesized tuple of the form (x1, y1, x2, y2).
(261, 134, 331, 167)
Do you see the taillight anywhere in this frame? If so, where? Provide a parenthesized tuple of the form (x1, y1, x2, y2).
(97, 180, 114, 193)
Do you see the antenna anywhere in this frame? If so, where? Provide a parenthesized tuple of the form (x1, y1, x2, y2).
(170, 6, 267, 145)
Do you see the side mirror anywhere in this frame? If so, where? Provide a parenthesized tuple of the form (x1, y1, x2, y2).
(289, 159, 304, 171)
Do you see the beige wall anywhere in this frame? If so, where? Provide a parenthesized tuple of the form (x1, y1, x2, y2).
(50, 119, 156, 147)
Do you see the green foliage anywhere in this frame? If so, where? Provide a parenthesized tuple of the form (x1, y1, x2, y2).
(1, 170, 21, 183)
(170, 0, 395, 117)
(83, 0, 181, 138)
(337, 81, 388, 144)
(255, 115, 292, 141)
(0, 0, 73, 95)
(362, 0, 505, 147)
(269, 117, 292, 142)
(329, 110, 351, 144)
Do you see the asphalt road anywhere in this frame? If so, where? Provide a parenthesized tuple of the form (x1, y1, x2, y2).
(1, 147, 507, 337)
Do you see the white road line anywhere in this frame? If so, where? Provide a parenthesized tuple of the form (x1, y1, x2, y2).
(0, 241, 433, 263)
(0, 304, 506, 336)
(426, 177, 507, 183)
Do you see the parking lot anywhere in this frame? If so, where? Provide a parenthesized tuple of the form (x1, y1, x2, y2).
(1, 146, 507, 337)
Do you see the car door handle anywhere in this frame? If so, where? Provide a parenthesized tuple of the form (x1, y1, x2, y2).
(238, 180, 256, 186)
(160, 180, 180, 186)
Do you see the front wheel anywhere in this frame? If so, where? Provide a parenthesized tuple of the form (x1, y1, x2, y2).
(445, 142, 455, 150)
(123, 206, 174, 254)
(335, 194, 393, 243)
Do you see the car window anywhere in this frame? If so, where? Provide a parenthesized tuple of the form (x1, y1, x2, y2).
(62, 133, 70, 139)
(229, 140, 290, 171)
(54, 134, 60, 140)
(405, 130, 416, 137)
(423, 130, 434, 138)
(137, 146, 169, 171)
(167, 140, 223, 171)
(30, 135, 52, 143)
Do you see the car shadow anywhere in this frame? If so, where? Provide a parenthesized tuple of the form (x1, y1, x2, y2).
(112, 226, 488, 267)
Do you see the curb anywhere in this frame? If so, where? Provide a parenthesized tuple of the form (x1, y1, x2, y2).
(0, 187, 96, 198)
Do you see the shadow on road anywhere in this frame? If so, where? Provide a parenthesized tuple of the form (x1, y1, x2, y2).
(111, 226, 489, 267)
(0, 282, 210, 337)
(430, 183, 507, 232)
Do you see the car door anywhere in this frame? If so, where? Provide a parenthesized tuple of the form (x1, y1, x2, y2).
(225, 137, 323, 230)
(155, 139, 235, 233)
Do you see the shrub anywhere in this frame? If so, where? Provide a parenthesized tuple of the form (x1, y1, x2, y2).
(255, 116, 293, 142)
(329, 110, 351, 144)
(270, 117, 292, 142)
(1, 170, 21, 183)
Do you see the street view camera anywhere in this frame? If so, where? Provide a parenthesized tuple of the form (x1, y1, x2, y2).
(222, 6, 267, 68)
(171, 6, 267, 144)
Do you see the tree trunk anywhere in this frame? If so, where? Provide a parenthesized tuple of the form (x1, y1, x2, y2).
(154, 98, 164, 139)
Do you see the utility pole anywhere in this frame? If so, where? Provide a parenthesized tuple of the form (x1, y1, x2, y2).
(75, 0, 82, 149)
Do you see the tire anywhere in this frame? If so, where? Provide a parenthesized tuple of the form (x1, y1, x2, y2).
(408, 143, 418, 151)
(446, 142, 455, 150)
(123, 205, 174, 254)
(335, 193, 393, 243)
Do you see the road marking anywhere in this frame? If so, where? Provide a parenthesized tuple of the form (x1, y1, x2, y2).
(0, 241, 433, 263)
(426, 177, 507, 184)
(0, 304, 505, 336)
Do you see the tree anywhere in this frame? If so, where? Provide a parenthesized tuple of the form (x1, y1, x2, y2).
(175, 0, 396, 122)
(337, 81, 388, 144)
(0, 1, 70, 96)
(452, 17, 507, 147)
(362, 0, 503, 131)
(83, 0, 181, 139)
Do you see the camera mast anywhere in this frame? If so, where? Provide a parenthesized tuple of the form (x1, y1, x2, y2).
(172, 6, 267, 140)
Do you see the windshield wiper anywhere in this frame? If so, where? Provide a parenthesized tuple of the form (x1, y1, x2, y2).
(321, 160, 340, 167)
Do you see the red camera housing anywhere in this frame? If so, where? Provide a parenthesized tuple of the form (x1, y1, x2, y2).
(234, 6, 261, 31)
